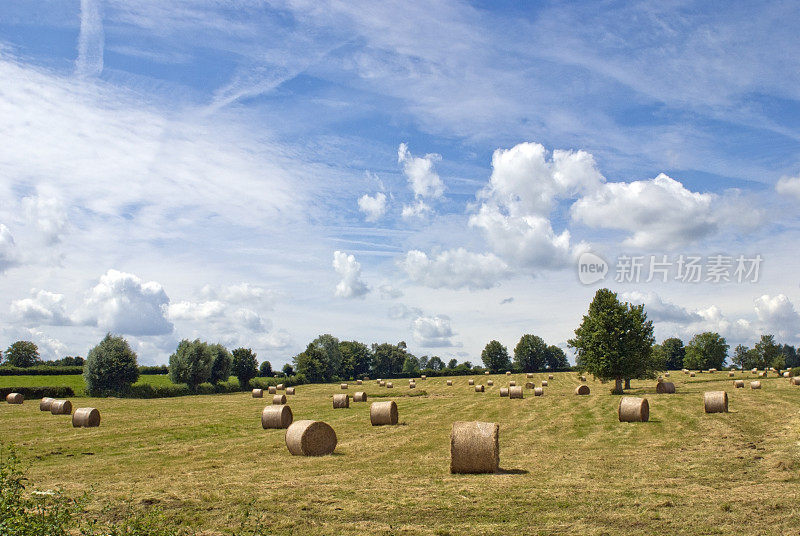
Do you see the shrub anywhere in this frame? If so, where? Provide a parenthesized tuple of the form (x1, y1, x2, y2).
(231, 348, 258, 388)
(791, 367, 800, 377)
(169, 340, 213, 392)
(84, 334, 140, 397)
(138, 365, 169, 375)
(0, 386, 74, 399)
(208, 344, 232, 384)
(0, 366, 83, 376)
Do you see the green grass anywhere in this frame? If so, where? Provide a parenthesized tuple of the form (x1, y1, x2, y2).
(0, 374, 205, 396)
(2, 371, 800, 535)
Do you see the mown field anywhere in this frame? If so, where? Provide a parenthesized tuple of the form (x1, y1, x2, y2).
(2, 371, 800, 535)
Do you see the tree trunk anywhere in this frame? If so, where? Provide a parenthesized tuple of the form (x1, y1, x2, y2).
(613, 378, 624, 394)
(624, 378, 631, 390)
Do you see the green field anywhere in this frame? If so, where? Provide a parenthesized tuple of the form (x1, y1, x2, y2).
(0, 374, 202, 396)
(2, 371, 800, 535)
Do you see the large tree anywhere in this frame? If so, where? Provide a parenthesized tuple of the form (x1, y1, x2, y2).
(544, 345, 569, 370)
(310, 334, 342, 381)
(661, 338, 686, 370)
(371, 342, 410, 377)
(754, 334, 781, 369)
(4, 341, 40, 368)
(231, 347, 259, 387)
(339, 340, 372, 379)
(568, 288, 656, 394)
(259, 360, 273, 377)
(293, 344, 326, 382)
(513, 334, 547, 372)
(427, 356, 445, 371)
(782, 344, 799, 369)
(684, 332, 728, 370)
(482, 340, 511, 373)
(208, 344, 232, 384)
(402, 355, 420, 376)
(169, 339, 214, 391)
(84, 334, 139, 396)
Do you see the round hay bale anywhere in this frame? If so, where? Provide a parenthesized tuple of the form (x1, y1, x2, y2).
(474, 384, 485, 393)
(376, 378, 382, 384)
(409, 378, 414, 384)
(484, 371, 490, 375)
(450, 421, 499, 474)
(268, 386, 277, 394)
(734, 380, 745, 388)
(446, 380, 453, 386)
(506, 371, 511, 375)
(580, 375, 587, 382)
(421, 375, 427, 380)
(379, 381, 386, 387)
(527, 373, 534, 378)
(656, 382, 675, 394)
(333, 393, 350, 409)
(525, 382, 534, 389)
(704, 391, 728, 413)
(487, 380, 494, 386)
(370, 400, 398, 426)
(792, 377, 800, 386)
(709, 368, 717, 373)
(353, 391, 367, 402)
(286, 387, 295, 395)
(252, 389, 264, 398)
(728, 371, 735, 377)
(618, 397, 649, 422)
(356, 379, 363, 385)
(340, 383, 348, 390)
(657, 376, 663, 382)
(409, 383, 416, 389)
(50, 400, 72, 415)
(664, 372, 670, 377)
(262, 404, 293, 429)
(273, 394, 287, 405)
(285, 420, 337, 456)
(40, 397, 54, 411)
(548, 374, 554, 380)
(364, 376, 370, 381)
(689, 372, 696, 377)
(468, 379, 475, 385)
(534, 387, 544, 397)
(750, 381, 762, 390)
(751, 368, 758, 374)
(541, 380, 548, 387)
(509, 380, 516, 387)
(277, 384, 285, 391)
(6, 393, 23, 404)
(72, 407, 101, 428)
(783, 371, 790, 378)
(386, 382, 393, 389)
(758, 372, 765, 378)
(509, 386, 523, 399)
(499, 387, 509, 397)
(575, 385, 590, 395)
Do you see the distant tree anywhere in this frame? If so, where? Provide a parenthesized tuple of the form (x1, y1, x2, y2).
(661, 338, 686, 370)
(513, 334, 547, 372)
(339, 340, 372, 379)
(568, 288, 655, 394)
(754, 334, 781, 369)
(427, 356, 445, 371)
(685, 332, 728, 370)
(5, 341, 40, 368)
(169, 340, 214, 391)
(782, 344, 799, 368)
(231, 347, 259, 388)
(402, 355, 420, 376)
(259, 360, 273, 377)
(371, 342, 410, 377)
(293, 344, 326, 382)
(732, 344, 750, 370)
(0, 348, 3, 364)
(447, 358, 458, 369)
(310, 334, 342, 381)
(84, 334, 140, 396)
(208, 344, 232, 384)
(481, 340, 511, 373)
(418, 355, 429, 370)
(462, 361, 472, 370)
(282, 363, 295, 376)
(544, 345, 569, 370)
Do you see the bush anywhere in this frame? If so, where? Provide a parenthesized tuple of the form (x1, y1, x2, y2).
(138, 365, 169, 375)
(84, 334, 140, 397)
(0, 386, 74, 399)
(0, 366, 83, 376)
(124, 383, 192, 399)
(169, 340, 213, 392)
(791, 367, 800, 377)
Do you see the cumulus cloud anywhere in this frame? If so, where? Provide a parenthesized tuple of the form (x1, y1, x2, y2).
(754, 294, 800, 340)
(358, 192, 387, 222)
(234, 308, 270, 332)
(398, 143, 444, 199)
(379, 284, 403, 299)
(21, 190, 69, 245)
(401, 199, 431, 220)
(10, 289, 73, 325)
(333, 251, 369, 298)
(168, 300, 226, 321)
(81, 269, 173, 336)
(200, 283, 277, 309)
(0, 224, 18, 273)
(411, 315, 456, 347)
(621, 291, 701, 324)
(399, 248, 508, 290)
(571, 173, 717, 249)
(75, 0, 104, 78)
(776, 175, 800, 200)
(388, 303, 422, 320)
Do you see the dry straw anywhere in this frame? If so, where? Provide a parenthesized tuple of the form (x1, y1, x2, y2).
(575, 385, 590, 395)
(728, 371, 735, 377)
(792, 377, 800, 386)
(750, 381, 762, 389)
(421, 375, 427, 380)
(656, 382, 675, 394)
(509, 381, 516, 387)
(689, 372, 696, 377)
(541, 380, 548, 387)
(524, 382, 534, 389)
(548, 374, 554, 380)
(268, 386, 277, 394)
(379, 381, 386, 387)
(354, 391, 367, 402)
(277, 384, 285, 390)
(273, 394, 287, 405)
(72, 408, 101, 428)
(664, 372, 670, 377)
(468, 379, 475, 385)
(783, 371, 790, 378)
(262, 405, 293, 429)
(509, 386, 523, 399)
(50, 400, 72, 415)
(333, 394, 350, 408)
(475, 384, 485, 392)
(252, 389, 263, 398)
(356, 380, 363, 385)
(704, 391, 728, 413)
(487, 380, 494, 386)
(534, 387, 544, 397)
(409, 383, 416, 389)
(6, 393, 23, 404)
(340, 383, 348, 390)
(285, 420, 337, 456)
(370, 400, 398, 426)
(506, 371, 511, 375)
(527, 373, 534, 378)
(484, 371, 490, 375)
(446, 380, 453, 386)
(499, 387, 509, 397)
(450, 421, 499, 474)
(386, 382, 394, 388)
(734, 380, 745, 388)
(40, 397, 54, 411)
(618, 397, 649, 422)
(286, 387, 295, 395)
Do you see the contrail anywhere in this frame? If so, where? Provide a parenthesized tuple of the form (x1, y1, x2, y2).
(75, 0, 104, 77)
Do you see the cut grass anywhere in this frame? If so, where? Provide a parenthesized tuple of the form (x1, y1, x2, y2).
(1, 372, 800, 535)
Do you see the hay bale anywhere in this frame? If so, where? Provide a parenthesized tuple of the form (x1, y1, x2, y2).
(468, 379, 475, 385)
(548, 374, 554, 380)
(356, 380, 363, 385)
(450, 421, 499, 474)
(364, 376, 370, 381)
(509, 386, 523, 399)
(657, 376, 663, 382)
(750, 381, 762, 390)
(792, 377, 800, 386)
(664, 372, 670, 378)
(273, 394, 287, 405)
(446, 380, 453, 386)
(72, 408, 101, 428)
(704, 391, 728, 413)
(525, 382, 534, 389)
(728, 371, 735, 377)
(527, 373, 534, 378)
(656, 382, 675, 394)
(333, 394, 350, 408)
(509, 381, 516, 387)
(487, 380, 494, 386)
(709, 368, 717, 373)
(340, 383, 348, 390)
(421, 375, 427, 380)
(409, 383, 416, 389)
(277, 384, 285, 390)
(474, 384, 485, 392)
(484, 371, 490, 375)
(268, 386, 277, 394)
(379, 381, 386, 387)
(751, 368, 758, 374)
(370, 400, 398, 426)
(618, 397, 649, 422)
(506, 371, 512, 376)
(40, 397, 54, 411)
(734, 380, 745, 388)
(783, 371, 790, 378)
(580, 375, 587, 382)
(386, 382, 393, 389)
(354, 391, 367, 402)
(285, 420, 337, 456)
(286, 387, 295, 395)
(262, 404, 293, 429)
(534, 387, 544, 397)
(499, 387, 509, 397)
(6, 393, 23, 404)
(252, 389, 264, 398)
(575, 385, 590, 395)
(689, 372, 696, 377)
(376, 379, 382, 384)
(541, 380, 548, 387)
(50, 400, 72, 415)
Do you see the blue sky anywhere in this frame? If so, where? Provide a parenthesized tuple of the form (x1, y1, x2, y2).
(1, 0, 799, 365)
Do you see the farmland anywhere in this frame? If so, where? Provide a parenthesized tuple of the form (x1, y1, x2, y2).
(2, 371, 800, 535)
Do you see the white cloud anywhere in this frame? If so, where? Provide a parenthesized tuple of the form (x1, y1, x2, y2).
(168, 300, 226, 321)
(398, 143, 444, 199)
(388, 303, 422, 320)
(75, 0, 104, 78)
(412, 315, 456, 347)
(22, 190, 69, 245)
(401, 199, 432, 220)
(571, 173, 716, 249)
(776, 175, 800, 200)
(754, 294, 800, 340)
(399, 248, 508, 290)
(358, 192, 387, 222)
(10, 289, 73, 326)
(0, 224, 18, 273)
(200, 283, 277, 309)
(81, 269, 173, 336)
(621, 291, 701, 324)
(333, 251, 369, 298)
(234, 308, 270, 332)
(379, 284, 403, 299)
